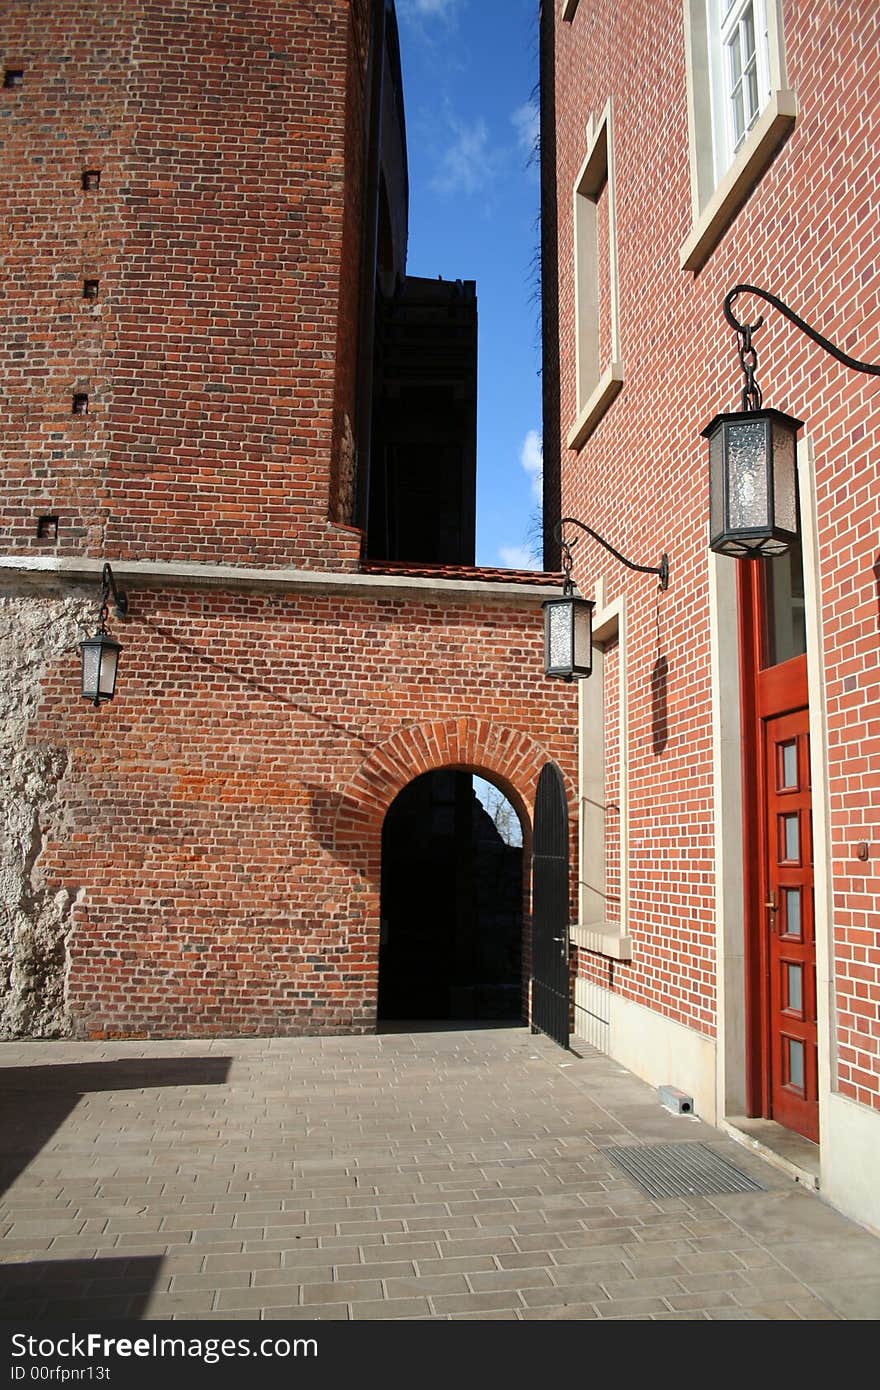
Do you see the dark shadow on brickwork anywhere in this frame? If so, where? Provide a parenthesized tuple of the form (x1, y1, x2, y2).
(0, 1057, 230, 1200)
(651, 654, 670, 755)
(0, 1255, 165, 1320)
(305, 784, 365, 859)
(540, 0, 561, 571)
(873, 552, 880, 623)
(145, 621, 382, 747)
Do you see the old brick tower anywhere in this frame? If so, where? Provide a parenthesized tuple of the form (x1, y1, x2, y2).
(0, 0, 578, 1039)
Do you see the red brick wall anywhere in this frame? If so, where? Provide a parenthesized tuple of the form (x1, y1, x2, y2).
(1, 0, 368, 569)
(551, 1, 880, 1101)
(31, 585, 577, 1038)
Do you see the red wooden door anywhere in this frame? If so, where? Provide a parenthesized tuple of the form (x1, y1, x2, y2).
(762, 702, 818, 1141)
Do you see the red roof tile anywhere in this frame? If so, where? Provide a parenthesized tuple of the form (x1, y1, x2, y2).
(359, 560, 564, 586)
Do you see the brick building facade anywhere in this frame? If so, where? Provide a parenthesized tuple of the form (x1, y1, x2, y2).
(542, 0, 880, 1229)
(0, 3, 578, 1040)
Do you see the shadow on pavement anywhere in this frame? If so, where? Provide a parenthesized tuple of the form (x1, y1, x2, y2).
(0, 1255, 165, 1320)
(0, 1056, 231, 1199)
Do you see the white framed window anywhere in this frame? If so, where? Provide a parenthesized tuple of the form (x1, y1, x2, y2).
(681, 0, 796, 271)
(567, 101, 623, 452)
(709, 0, 771, 180)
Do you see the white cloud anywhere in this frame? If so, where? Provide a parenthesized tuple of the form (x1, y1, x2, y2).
(431, 116, 496, 195)
(397, 0, 459, 21)
(498, 545, 534, 570)
(511, 99, 539, 161)
(520, 428, 543, 502)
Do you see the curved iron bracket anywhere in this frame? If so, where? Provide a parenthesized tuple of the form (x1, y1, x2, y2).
(101, 563, 128, 620)
(556, 517, 669, 591)
(724, 284, 880, 378)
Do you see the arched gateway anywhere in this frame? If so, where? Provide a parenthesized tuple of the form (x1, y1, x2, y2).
(334, 718, 573, 1030)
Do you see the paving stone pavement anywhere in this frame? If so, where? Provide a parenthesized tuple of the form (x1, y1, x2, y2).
(1, 1025, 879, 1321)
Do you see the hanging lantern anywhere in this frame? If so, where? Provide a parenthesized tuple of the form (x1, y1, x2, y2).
(703, 406, 801, 558)
(79, 564, 127, 707)
(79, 631, 122, 706)
(543, 592, 594, 681)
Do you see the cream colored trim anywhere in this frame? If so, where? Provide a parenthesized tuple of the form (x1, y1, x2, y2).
(0, 556, 563, 606)
(570, 926, 632, 960)
(561, 0, 579, 20)
(709, 545, 748, 1118)
(797, 436, 835, 1152)
(570, 100, 622, 444)
(565, 362, 624, 451)
(680, 91, 797, 272)
(575, 593, 629, 954)
(765, 0, 789, 89)
(683, 0, 713, 221)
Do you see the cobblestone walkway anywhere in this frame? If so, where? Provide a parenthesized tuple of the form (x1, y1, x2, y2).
(2, 1026, 879, 1320)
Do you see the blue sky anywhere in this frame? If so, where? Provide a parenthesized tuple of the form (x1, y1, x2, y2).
(395, 0, 543, 570)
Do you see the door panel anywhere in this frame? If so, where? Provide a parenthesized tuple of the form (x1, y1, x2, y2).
(763, 706, 818, 1142)
(531, 763, 569, 1049)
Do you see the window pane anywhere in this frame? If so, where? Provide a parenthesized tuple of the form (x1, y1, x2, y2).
(783, 889, 802, 938)
(782, 814, 799, 862)
(786, 1037, 805, 1091)
(785, 964, 803, 1013)
(762, 530, 806, 668)
(732, 83, 746, 146)
(780, 741, 797, 789)
(742, 5, 756, 62)
(745, 61, 760, 124)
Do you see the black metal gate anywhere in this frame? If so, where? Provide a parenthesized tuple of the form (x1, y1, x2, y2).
(531, 762, 570, 1049)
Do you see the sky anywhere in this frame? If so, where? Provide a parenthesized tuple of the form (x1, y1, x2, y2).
(395, 0, 544, 571)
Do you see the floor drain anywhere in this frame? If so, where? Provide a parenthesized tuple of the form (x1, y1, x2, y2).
(602, 1142, 766, 1199)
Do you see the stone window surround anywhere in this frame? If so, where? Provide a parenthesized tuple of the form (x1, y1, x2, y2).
(572, 581, 632, 961)
(567, 100, 623, 453)
(681, 0, 797, 272)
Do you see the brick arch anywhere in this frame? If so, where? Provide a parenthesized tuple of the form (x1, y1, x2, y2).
(333, 717, 567, 871)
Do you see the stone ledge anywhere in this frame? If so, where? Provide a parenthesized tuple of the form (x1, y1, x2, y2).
(0, 556, 564, 606)
(569, 925, 633, 960)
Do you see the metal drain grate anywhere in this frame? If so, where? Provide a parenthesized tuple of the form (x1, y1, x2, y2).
(602, 1142, 766, 1199)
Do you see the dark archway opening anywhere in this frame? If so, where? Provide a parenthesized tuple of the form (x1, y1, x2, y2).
(378, 770, 524, 1022)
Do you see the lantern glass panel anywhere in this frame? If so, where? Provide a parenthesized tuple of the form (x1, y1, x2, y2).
(772, 416, 797, 534)
(709, 426, 724, 541)
(727, 418, 769, 531)
(98, 642, 119, 698)
(81, 641, 101, 700)
(548, 602, 573, 671)
(573, 600, 592, 672)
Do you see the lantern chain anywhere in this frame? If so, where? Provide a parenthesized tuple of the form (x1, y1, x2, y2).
(724, 283, 880, 410)
(737, 323, 763, 413)
(560, 535, 576, 595)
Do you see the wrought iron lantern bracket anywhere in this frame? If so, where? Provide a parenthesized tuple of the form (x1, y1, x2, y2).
(99, 563, 128, 626)
(724, 283, 880, 412)
(706, 284, 880, 560)
(556, 517, 669, 592)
